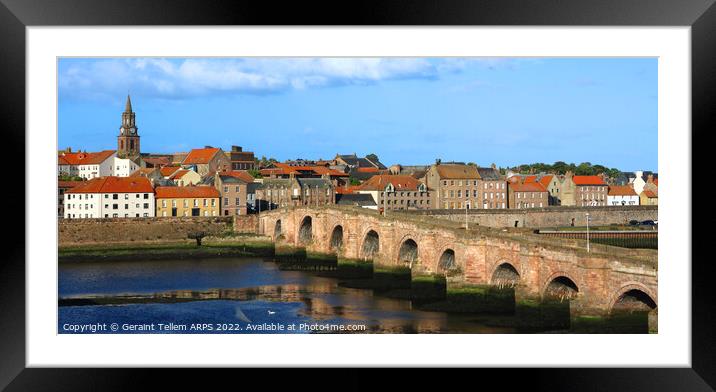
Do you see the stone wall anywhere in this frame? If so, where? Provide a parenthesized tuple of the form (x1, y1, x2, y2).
(396, 206, 658, 228)
(59, 215, 258, 245)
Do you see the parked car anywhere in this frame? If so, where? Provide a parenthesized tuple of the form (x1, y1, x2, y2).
(641, 220, 656, 226)
(629, 220, 640, 226)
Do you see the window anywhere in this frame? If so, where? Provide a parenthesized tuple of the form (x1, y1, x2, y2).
(113, 204, 118, 209)
(124, 194, 129, 200)
(136, 194, 140, 198)
(144, 203, 149, 209)
(212, 199, 216, 207)
(135, 203, 140, 208)
(124, 204, 128, 209)
(144, 193, 149, 199)
(224, 198, 229, 205)
(113, 194, 118, 199)
(235, 198, 240, 206)
(162, 200, 166, 208)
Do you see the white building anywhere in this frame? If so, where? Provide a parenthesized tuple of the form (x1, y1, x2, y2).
(58, 150, 117, 179)
(607, 185, 640, 206)
(111, 156, 142, 177)
(64, 176, 155, 219)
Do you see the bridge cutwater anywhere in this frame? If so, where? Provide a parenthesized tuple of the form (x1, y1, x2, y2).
(259, 206, 657, 322)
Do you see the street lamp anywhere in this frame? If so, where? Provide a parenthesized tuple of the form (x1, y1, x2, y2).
(465, 200, 470, 230)
(585, 212, 590, 253)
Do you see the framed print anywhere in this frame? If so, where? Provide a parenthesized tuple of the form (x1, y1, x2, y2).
(2, 0, 714, 389)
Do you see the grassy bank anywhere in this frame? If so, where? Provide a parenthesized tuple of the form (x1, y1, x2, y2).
(59, 237, 275, 262)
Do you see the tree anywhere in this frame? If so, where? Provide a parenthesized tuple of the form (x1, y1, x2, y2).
(366, 153, 379, 163)
(248, 169, 262, 179)
(188, 231, 206, 246)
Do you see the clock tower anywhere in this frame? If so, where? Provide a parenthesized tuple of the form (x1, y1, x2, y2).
(117, 94, 140, 158)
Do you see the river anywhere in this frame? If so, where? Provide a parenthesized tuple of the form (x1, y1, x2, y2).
(58, 256, 648, 334)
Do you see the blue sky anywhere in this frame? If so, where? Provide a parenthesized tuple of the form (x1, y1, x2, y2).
(58, 57, 657, 171)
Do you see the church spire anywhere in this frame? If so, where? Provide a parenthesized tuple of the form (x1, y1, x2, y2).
(125, 94, 133, 113)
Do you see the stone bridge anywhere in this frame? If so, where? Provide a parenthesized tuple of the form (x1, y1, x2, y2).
(258, 206, 658, 316)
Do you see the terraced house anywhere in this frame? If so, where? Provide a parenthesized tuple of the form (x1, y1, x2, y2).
(181, 146, 231, 176)
(256, 177, 335, 210)
(573, 175, 608, 206)
(355, 174, 431, 211)
(64, 176, 155, 219)
(507, 181, 549, 209)
(155, 186, 220, 217)
(425, 162, 507, 209)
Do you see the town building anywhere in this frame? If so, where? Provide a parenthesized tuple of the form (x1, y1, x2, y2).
(573, 175, 608, 206)
(181, 147, 231, 176)
(607, 185, 640, 206)
(168, 169, 202, 186)
(255, 176, 335, 210)
(111, 156, 141, 177)
(64, 176, 155, 219)
(259, 162, 349, 187)
(226, 145, 257, 171)
(117, 95, 141, 159)
(425, 162, 506, 209)
(334, 153, 386, 171)
(155, 186, 220, 217)
(58, 181, 82, 218)
(58, 150, 117, 180)
(141, 156, 171, 168)
(640, 189, 658, 206)
(508, 182, 549, 209)
(476, 166, 507, 209)
(209, 170, 256, 216)
(355, 175, 431, 211)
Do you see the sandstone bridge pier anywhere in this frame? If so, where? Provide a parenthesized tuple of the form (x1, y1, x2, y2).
(258, 206, 657, 328)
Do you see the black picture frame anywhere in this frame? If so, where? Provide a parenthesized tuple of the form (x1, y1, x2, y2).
(2, 0, 713, 389)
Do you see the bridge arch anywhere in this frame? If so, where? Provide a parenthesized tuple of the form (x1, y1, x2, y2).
(491, 262, 520, 288)
(608, 283, 657, 314)
(273, 219, 282, 240)
(361, 229, 380, 259)
(397, 237, 419, 265)
(437, 248, 457, 273)
(542, 272, 580, 300)
(298, 215, 313, 245)
(330, 224, 344, 252)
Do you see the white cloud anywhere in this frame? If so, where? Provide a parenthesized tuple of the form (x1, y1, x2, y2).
(58, 57, 530, 101)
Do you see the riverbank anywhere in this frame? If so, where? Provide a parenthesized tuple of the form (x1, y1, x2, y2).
(58, 235, 274, 262)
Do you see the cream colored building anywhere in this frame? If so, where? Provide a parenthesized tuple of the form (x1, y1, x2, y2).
(155, 186, 220, 217)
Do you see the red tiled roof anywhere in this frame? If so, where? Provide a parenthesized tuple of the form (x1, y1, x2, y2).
(358, 175, 424, 191)
(169, 169, 191, 180)
(58, 150, 115, 165)
(155, 186, 220, 199)
(356, 167, 379, 173)
(182, 148, 221, 165)
(224, 170, 255, 183)
(58, 181, 83, 189)
(523, 175, 538, 183)
(642, 190, 658, 198)
(510, 182, 547, 192)
(608, 185, 637, 196)
(160, 166, 181, 177)
(129, 168, 156, 177)
(336, 185, 360, 195)
(573, 175, 606, 185)
(538, 175, 553, 188)
(66, 176, 153, 194)
(143, 157, 170, 166)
